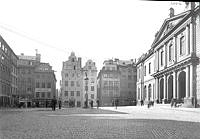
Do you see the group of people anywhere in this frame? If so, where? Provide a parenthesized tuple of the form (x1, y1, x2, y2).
(112, 99, 119, 109)
(51, 97, 62, 111)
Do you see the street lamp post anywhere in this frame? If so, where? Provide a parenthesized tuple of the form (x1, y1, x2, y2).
(84, 72, 89, 108)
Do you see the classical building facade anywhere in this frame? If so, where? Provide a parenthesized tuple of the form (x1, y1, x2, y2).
(0, 35, 18, 107)
(83, 60, 97, 107)
(137, 2, 200, 107)
(33, 63, 56, 107)
(61, 52, 83, 107)
(97, 59, 137, 106)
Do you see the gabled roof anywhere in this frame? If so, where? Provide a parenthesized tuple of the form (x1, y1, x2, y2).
(151, 10, 190, 48)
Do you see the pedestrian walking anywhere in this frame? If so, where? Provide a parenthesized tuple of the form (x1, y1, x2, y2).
(171, 98, 174, 107)
(58, 99, 62, 109)
(115, 99, 119, 109)
(112, 99, 114, 106)
(96, 99, 99, 109)
(51, 96, 57, 111)
(90, 100, 93, 108)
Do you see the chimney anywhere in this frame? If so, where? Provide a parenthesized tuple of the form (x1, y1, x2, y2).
(169, 7, 174, 18)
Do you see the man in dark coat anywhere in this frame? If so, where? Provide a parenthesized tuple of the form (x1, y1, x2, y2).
(96, 99, 99, 109)
(51, 96, 57, 111)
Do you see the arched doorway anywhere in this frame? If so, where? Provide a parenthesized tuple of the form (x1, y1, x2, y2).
(159, 78, 164, 103)
(178, 71, 186, 100)
(168, 75, 173, 102)
(148, 84, 151, 101)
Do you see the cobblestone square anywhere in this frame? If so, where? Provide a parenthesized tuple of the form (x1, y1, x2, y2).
(1, 107, 200, 139)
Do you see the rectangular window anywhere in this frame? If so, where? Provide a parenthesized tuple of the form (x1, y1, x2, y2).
(144, 66, 146, 76)
(65, 91, 68, 97)
(91, 86, 94, 91)
(47, 83, 51, 88)
(128, 75, 132, 80)
(169, 44, 172, 61)
(42, 83, 45, 88)
(36, 92, 40, 98)
(71, 91, 74, 96)
(41, 92, 45, 98)
(161, 51, 164, 66)
(149, 62, 151, 74)
(77, 91, 80, 96)
(65, 81, 68, 87)
(47, 92, 51, 98)
(91, 94, 94, 99)
(71, 81, 74, 87)
(36, 82, 40, 88)
(180, 36, 185, 55)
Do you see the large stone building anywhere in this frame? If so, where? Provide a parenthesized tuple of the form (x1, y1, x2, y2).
(33, 63, 56, 107)
(97, 59, 137, 106)
(0, 35, 18, 107)
(137, 2, 200, 107)
(83, 60, 98, 107)
(17, 53, 40, 106)
(61, 52, 83, 107)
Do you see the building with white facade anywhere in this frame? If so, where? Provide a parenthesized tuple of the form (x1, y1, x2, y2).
(137, 2, 200, 107)
(83, 60, 97, 107)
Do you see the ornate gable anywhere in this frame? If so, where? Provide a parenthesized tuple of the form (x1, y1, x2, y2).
(152, 11, 190, 46)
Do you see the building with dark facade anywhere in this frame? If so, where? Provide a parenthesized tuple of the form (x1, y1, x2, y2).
(17, 53, 40, 107)
(117, 59, 137, 105)
(97, 59, 137, 106)
(0, 35, 18, 107)
(33, 63, 56, 107)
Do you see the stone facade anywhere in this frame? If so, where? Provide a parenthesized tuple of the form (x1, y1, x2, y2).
(33, 63, 56, 107)
(17, 53, 40, 106)
(137, 2, 200, 107)
(0, 35, 18, 107)
(61, 52, 83, 107)
(83, 60, 97, 107)
(97, 59, 137, 106)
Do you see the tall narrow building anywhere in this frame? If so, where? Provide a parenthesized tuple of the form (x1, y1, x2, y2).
(83, 60, 97, 107)
(61, 52, 83, 107)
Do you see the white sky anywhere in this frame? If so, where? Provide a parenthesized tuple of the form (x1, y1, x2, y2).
(0, 0, 186, 89)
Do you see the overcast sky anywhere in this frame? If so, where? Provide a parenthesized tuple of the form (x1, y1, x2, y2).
(0, 0, 186, 88)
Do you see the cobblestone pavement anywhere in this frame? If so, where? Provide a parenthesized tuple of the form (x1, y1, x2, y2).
(0, 107, 200, 139)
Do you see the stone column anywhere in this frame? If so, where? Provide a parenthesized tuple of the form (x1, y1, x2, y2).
(173, 36, 176, 62)
(186, 66, 190, 98)
(157, 50, 159, 71)
(190, 21, 194, 54)
(186, 25, 190, 55)
(190, 65, 193, 97)
(165, 44, 167, 67)
(163, 75, 167, 103)
(177, 71, 179, 99)
(173, 71, 177, 99)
